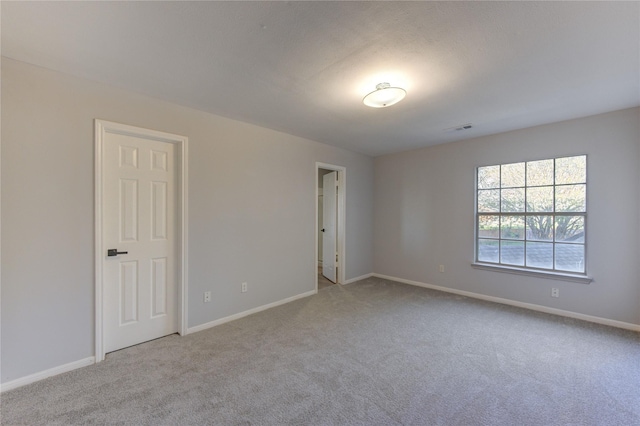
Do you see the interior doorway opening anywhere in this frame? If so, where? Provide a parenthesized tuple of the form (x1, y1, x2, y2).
(316, 163, 346, 291)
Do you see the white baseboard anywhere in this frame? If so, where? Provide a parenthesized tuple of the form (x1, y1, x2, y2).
(343, 273, 373, 285)
(1, 356, 95, 393)
(5, 274, 635, 393)
(187, 290, 317, 335)
(372, 273, 640, 332)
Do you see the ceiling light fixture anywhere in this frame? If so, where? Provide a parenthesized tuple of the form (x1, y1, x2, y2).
(362, 82, 406, 108)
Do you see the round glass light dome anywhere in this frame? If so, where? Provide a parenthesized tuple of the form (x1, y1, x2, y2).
(363, 82, 406, 108)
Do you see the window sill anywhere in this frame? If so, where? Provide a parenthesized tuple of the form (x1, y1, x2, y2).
(471, 262, 593, 284)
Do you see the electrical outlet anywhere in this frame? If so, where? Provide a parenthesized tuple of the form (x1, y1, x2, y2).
(204, 291, 212, 303)
(241, 282, 248, 293)
(439, 265, 445, 273)
(551, 288, 559, 298)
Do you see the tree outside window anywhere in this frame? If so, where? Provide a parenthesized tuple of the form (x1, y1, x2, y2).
(476, 155, 586, 274)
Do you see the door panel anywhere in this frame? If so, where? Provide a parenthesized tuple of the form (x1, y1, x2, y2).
(104, 132, 177, 353)
(151, 257, 167, 317)
(322, 171, 337, 283)
(119, 261, 138, 324)
(120, 179, 138, 242)
(151, 181, 168, 240)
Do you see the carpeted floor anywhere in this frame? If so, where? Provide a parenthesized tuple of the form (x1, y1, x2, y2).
(2, 276, 639, 425)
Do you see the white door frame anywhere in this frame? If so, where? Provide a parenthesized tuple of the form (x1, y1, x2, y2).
(315, 162, 346, 287)
(94, 120, 188, 362)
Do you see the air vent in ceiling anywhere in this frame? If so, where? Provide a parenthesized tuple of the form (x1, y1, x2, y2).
(443, 123, 473, 133)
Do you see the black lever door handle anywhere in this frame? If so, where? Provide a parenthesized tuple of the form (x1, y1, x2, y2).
(107, 249, 128, 257)
(321, 228, 325, 232)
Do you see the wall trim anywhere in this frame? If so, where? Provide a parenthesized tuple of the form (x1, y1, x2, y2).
(372, 273, 640, 332)
(1, 289, 316, 392)
(343, 273, 373, 285)
(471, 262, 593, 284)
(187, 290, 317, 335)
(1, 357, 95, 393)
(5, 272, 636, 392)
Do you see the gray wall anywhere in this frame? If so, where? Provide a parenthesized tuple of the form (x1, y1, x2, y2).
(1, 58, 374, 383)
(374, 107, 640, 325)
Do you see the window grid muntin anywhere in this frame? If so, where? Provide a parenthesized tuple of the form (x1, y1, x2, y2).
(476, 156, 586, 274)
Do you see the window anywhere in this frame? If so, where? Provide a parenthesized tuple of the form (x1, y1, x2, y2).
(476, 155, 586, 275)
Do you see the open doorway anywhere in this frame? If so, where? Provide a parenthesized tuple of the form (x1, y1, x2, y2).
(316, 163, 346, 291)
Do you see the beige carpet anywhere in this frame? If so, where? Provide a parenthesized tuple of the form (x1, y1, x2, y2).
(2, 276, 639, 425)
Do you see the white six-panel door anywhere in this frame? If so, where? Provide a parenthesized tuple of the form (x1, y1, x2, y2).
(103, 131, 178, 353)
(322, 171, 338, 283)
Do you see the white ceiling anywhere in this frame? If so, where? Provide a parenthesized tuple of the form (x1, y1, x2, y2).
(2, 1, 639, 156)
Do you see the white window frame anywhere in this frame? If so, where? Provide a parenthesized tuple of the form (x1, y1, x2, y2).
(472, 155, 592, 284)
